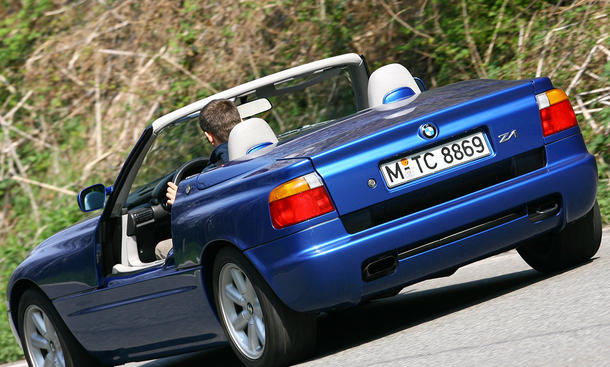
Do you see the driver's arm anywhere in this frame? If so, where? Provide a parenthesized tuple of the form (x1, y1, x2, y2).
(166, 182, 178, 206)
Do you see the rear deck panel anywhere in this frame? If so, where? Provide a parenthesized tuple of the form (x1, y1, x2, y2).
(308, 80, 546, 215)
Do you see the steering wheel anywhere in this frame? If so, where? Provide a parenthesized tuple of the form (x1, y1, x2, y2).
(160, 157, 209, 211)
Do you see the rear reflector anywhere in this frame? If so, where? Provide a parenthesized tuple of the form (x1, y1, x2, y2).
(269, 173, 334, 229)
(536, 89, 577, 137)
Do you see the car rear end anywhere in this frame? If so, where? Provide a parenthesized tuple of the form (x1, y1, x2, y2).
(245, 77, 597, 313)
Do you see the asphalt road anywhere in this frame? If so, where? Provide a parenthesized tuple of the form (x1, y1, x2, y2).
(6, 228, 609, 367)
(127, 227, 610, 367)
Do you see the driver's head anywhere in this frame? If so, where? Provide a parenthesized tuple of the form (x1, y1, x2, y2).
(198, 99, 241, 145)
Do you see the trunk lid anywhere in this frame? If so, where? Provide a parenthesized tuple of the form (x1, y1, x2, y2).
(275, 78, 546, 217)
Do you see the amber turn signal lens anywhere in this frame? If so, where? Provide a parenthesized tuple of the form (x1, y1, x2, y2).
(536, 89, 577, 137)
(269, 173, 334, 229)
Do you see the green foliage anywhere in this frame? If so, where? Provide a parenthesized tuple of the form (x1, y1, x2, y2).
(0, 0, 607, 363)
(0, 0, 53, 70)
(587, 61, 610, 222)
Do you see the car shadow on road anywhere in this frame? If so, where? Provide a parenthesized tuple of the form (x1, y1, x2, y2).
(135, 346, 242, 367)
(136, 259, 596, 367)
(310, 259, 596, 362)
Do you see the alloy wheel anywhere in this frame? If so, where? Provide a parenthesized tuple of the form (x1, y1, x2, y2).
(218, 263, 266, 359)
(23, 304, 66, 367)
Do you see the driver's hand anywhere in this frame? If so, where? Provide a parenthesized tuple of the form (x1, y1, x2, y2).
(166, 182, 178, 206)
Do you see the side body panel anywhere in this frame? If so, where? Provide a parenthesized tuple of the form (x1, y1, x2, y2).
(8, 217, 100, 300)
(171, 158, 330, 269)
(52, 266, 225, 365)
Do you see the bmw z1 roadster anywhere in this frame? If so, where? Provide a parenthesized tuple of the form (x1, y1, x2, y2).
(8, 54, 601, 367)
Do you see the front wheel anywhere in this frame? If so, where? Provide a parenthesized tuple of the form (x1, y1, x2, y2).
(213, 247, 316, 367)
(517, 200, 602, 273)
(18, 288, 100, 367)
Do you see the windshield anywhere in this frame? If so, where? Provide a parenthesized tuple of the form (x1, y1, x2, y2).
(126, 117, 212, 208)
(236, 66, 357, 141)
(124, 66, 358, 208)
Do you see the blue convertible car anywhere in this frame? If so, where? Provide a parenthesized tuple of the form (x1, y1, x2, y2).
(8, 54, 601, 367)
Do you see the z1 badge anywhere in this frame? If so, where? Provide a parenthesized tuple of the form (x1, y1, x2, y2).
(498, 129, 518, 143)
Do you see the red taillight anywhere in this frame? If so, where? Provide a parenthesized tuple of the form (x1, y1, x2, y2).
(269, 173, 334, 229)
(540, 99, 577, 136)
(536, 89, 578, 137)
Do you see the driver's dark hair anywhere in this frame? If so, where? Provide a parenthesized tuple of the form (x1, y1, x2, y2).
(198, 99, 241, 143)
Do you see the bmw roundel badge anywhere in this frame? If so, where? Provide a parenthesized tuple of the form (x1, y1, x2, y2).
(420, 123, 438, 139)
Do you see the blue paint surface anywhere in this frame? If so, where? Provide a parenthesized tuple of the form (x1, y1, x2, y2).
(8, 76, 598, 364)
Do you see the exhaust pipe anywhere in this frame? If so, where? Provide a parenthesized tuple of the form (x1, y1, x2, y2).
(528, 196, 561, 222)
(362, 253, 398, 281)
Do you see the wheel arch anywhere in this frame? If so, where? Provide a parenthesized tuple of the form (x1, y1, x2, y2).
(203, 242, 318, 365)
(9, 279, 44, 341)
(200, 239, 291, 318)
(12, 280, 102, 366)
(201, 240, 240, 318)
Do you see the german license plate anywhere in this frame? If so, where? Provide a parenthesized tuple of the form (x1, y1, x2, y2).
(380, 132, 491, 188)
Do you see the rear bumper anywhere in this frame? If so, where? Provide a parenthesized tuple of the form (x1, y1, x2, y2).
(245, 132, 597, 312)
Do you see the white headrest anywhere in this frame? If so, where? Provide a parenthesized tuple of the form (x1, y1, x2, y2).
(228, 117, 278, 160)
(367, 64, 421, 107)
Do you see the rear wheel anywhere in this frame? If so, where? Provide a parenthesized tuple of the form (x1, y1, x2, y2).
(213, 247, 316, 367)
(18, 288, 100, 367)
(517, 201, 602, 273)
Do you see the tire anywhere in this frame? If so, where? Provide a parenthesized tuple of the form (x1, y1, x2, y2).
(517, 200, 602, 273)
(18, 288, 100, 367)
(213, 247, 316, 367)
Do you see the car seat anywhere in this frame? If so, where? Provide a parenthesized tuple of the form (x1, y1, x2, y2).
(228, 117, 278, 160)
(367, 63, 421, 107)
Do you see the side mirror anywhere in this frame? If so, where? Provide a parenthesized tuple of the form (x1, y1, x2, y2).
(414, 77, 427, 92)
(77, 184, 111, 212)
